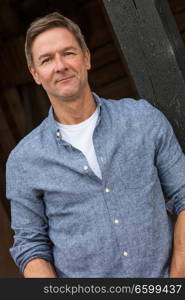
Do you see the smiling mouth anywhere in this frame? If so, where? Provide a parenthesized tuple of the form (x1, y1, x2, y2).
(56, 76, 74, 83)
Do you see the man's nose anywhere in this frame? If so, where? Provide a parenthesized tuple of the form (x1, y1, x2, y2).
(54, 54, 67, 72)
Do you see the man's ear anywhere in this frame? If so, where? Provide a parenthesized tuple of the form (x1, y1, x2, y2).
(29, 66, 41, 85)
(84, 49, 91, 71)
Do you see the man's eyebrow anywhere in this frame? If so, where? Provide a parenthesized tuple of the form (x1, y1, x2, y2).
(63, 46, 78, 51)
(38, 46, 78, 61)
(38, 53, 51, 61)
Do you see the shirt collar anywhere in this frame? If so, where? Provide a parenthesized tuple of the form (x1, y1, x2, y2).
(47, 92, 103, 140)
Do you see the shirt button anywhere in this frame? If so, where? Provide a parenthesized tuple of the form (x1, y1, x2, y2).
(123, 251, 128, 257)
(83, 165, 88, 171)
(114, 219, 120, 224)
(56, 130, 60, 137)
(105, 187, 110, 193)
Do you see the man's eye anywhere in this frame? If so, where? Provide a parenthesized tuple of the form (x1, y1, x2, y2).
(42, 58, 51, 64)
(64, 52, 75, 56)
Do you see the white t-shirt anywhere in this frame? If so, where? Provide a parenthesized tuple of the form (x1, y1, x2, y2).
(56, 107, 102, 179)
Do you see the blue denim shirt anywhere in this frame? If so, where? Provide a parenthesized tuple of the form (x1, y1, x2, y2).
(6, 93, 185, 278)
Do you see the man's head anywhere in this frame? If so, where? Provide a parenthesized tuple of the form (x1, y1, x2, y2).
(25, 12, 91, 103)
(25, 12, 88, 67)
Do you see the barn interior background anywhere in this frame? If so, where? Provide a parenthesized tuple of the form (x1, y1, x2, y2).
(0, 0, 185, 277)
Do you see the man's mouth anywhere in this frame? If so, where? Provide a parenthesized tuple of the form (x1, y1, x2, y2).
(56, 76, 74, 83)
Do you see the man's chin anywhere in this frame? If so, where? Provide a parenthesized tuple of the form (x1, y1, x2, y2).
(55, 93, 80, 102)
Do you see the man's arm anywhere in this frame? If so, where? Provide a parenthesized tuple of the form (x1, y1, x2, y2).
(6, 152, 54, 277)
(169, 210, 185, 278)
(151, 105, 185, 277)
(23, 258, 57, 278)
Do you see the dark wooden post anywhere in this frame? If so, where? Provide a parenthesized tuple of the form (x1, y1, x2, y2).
(101, 0, 185, 151)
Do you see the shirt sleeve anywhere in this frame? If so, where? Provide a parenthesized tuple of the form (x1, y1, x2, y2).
(154, 108, 185, 215)
(6, 151, 53, 274)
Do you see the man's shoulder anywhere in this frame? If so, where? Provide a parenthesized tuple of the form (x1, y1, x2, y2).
(99, 95, 170, 134)
(7, 118, 48, 162)
(102, 96, 160, 117)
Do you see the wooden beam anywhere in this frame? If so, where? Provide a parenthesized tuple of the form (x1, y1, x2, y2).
(101, 0, 185, 151)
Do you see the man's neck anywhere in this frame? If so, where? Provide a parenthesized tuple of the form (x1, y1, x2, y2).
(50, 90, 96, 125)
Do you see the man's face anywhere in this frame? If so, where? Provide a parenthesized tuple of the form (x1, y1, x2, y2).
(29, 27, 91, 102)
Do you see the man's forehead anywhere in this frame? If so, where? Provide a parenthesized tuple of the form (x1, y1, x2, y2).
(31, 28, 80, 56)
(33, 27, 77, 44)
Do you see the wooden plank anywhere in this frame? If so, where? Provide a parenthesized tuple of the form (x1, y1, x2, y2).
(29, 84, 50, 123)
(2, 88, 25, 138)
(96, 77, 137, 100)
(91, 42, 119, 71)
(0, 1, 21, 38)
(181, 31, 185, 43)
(0, 36, 32, 87)
(81, 0, 112, 49)
(21, 83, 49, 133)
(0, 107, 16, 163)
(0, 194, 21, 277)
(174, 11, 185, 32)
(168, 0, 185, 13)
(89, 60, 127, 89)
(0, 162, 10, 222)
(0, 164, 4, 197)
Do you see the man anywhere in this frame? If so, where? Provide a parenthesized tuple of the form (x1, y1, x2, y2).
(6, 12, 185, 278)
